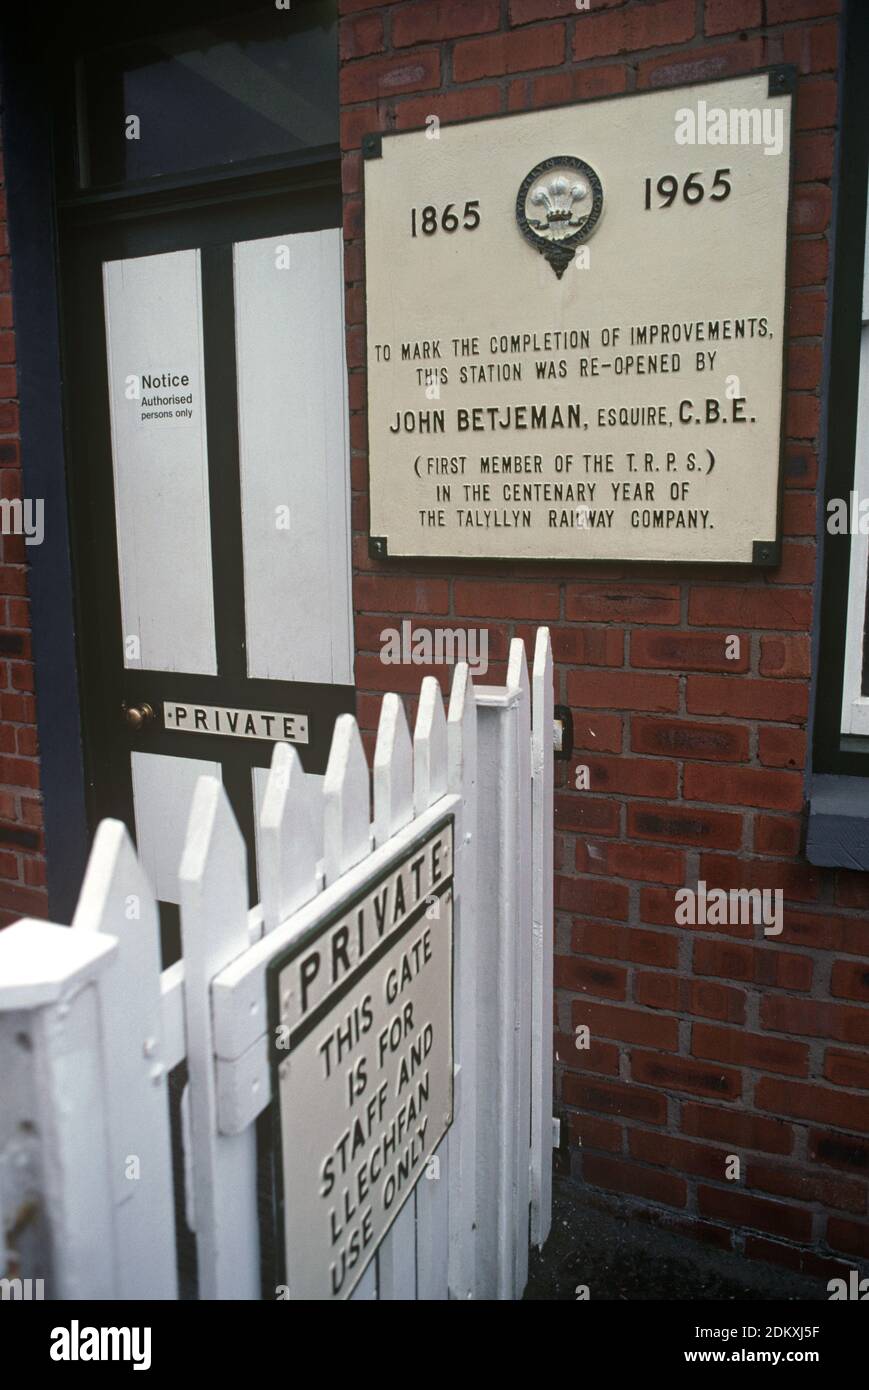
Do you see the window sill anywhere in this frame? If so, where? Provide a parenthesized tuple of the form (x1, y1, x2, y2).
(806, 775, 869, 870)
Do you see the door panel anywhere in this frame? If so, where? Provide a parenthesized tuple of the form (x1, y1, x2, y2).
(103, 249, 218, 675)
(234, 227, 353, 684)
(131, 751, 221, 904)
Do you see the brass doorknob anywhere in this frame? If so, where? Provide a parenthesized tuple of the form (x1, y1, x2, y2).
(123, 702, 154, 731)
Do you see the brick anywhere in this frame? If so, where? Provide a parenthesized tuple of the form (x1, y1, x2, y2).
(688, 586, 812, 631)
(354, 576, 449, 613)
(629, 1130, 733, 1182)
(535, 625, 624, 666)
(556, 875, 629, 922)
(554, 793, 621, 835)
(575, 753, 677, 799)
(632, 1050, 742, 1101)
(573, 712, 623, 753)
(795, 131, 834, 182)
(794, 76, 838, 130)
(530, 64, 628, 107)
(698, 1186, 812, 1242)
(789, 238, 828, 289)
(693, 940, 813, 992)
(556, 1029, 620, 1077)
(754, 814, 802, 857)
(568, 670, 679, 712)
(705, 0, 761, 35)
(627, 802, 742, 850)
(574, 839, 685, 885)
(634, 971, 680, 1011)
(0, 756, 39, 789)
(684, 980, 747, 1024)
(692, 1023, 809, 1077)
(573, 921, 679, 968)
(756, 1078, 869, 1134)
(784, 489, 817, 536)
(567, 582, 680, 624)
(583, 1153, 687, 1208)
(831, 960, 869, 1004)
(630, 628, 749, 673)
(761, 996, 869, 1047)
(682, 1101, 793, 1155)
(758, 726, 806, 770)
(694, 851, 819, 908)
(744, 1236, 852, 1283)
(339, 12, 384, 60)
(825, 1048, 869, 1091)
(686, 675, 808, 723)
(767, 0, 842, 19)
(825, 1217, 869, 1259)
(393, 84, 502, 130)
(555, 953, 627, 998)
(683, 764, 804, 812)
(566, 1112, 622, 1154)
(572, 999, 679, 1051)
(640, 885, 690, 929)
(573, 0, 694, 61)
(454, 580, 559, 619)
(788, 289, 826, 337)
(341, 51, 441, 105)
(638, 38, 765, 89)
(453, 25, 565, 82)
(791, 183, 831, 236)
(808, 1130, 869, 1176)
(630, 715, 748, 763)
(759, 635, 811, 678)
(393, 0, 500, 47)
(787, 392, 821, 439)
(835, 871, 869, 909)
(562, 1075, 667, 1125)
(510, 0, 621, 23)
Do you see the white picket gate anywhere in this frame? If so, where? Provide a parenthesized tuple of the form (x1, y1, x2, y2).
(0, 630, 554, 1301)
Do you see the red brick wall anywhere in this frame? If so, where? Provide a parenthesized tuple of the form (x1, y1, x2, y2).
(340, 0, 869, 1274)
(0, 123, 47, 928)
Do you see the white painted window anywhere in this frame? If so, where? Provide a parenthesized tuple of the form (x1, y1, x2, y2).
(841, 181, 869, 735)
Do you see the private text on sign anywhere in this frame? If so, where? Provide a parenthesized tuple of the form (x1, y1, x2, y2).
(268, 815, 454, 1300)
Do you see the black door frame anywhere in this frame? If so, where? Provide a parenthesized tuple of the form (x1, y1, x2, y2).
(60, 159, 354, 917)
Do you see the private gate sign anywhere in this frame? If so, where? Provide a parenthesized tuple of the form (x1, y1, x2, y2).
(269, 816, 454, 1299)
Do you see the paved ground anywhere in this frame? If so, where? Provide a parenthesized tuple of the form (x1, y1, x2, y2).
(525, 1177, 830, 1301)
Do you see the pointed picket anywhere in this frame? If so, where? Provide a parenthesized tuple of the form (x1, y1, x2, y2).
(179, 776, 259, 1299)
(259, 742, 319, 934)
(413, 676, 448, 814)
(503, 638, 533, 1299)
(373, 692, 417, 1301)
(323, 713, 371, 883)
(413, 675, 450, 1299)
(71, 819, 177, 1300)
(530, 628, 554, 1248)
(446, 662, 479, 1300)
(373, 692, 414, 847)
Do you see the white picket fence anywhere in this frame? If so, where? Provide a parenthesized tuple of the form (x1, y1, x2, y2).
(0, 630, 554, 1301)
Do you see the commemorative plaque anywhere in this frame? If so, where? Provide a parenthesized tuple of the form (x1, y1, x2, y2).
(363, 71, 794, 565)
(268, 815, 454, 1300)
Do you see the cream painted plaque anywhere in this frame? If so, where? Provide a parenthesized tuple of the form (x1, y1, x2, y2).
(363, 71, 793, 564)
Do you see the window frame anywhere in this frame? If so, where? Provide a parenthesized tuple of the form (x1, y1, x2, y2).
(812, 0, 869, 776)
